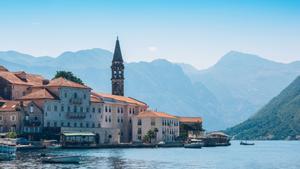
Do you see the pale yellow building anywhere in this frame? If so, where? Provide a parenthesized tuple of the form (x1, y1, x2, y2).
(132, 110, 179, 143)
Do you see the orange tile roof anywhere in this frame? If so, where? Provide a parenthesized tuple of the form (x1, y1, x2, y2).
(13, 72, 44, 85)
(0, 70, 45, 86)
(47, 77, 90, 89)
(93, 92, 147, 106)
(0, 101, 19, 112)
(90, 94, 103, 103)
(0, 71, 30, 85)
(0, 66, 8, 71)
(136, 111, 176, 119)
(19, 88, 56, 100)
(177, 117, 202, 123)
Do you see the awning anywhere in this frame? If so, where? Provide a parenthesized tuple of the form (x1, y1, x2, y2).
(62, 132, 95, 137)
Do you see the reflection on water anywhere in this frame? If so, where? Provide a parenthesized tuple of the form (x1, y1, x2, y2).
(1, 141, 300, 169)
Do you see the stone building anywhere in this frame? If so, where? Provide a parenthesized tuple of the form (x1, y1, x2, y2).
(132, 110, 180, 143)
(0, 99, 43, 138)
(0, 68, 44, 100)
(0, 100, 22, 133)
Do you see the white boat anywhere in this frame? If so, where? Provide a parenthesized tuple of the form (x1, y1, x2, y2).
(184, 139, 204, 148)
(42, 155, 80, 164)
(46, 144, 62, 149)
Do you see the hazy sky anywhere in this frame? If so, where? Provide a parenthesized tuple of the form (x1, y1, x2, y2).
(0, 0, 299, 69)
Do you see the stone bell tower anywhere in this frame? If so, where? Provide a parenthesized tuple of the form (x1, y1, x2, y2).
(111, 37, 125, 96)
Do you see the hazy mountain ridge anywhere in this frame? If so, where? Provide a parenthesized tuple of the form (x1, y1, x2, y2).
(180, 51, 300, 126)
(226, 76, 300, 140)
(1, 49, 299, 130)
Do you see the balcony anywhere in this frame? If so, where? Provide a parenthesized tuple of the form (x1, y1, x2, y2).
(66, 112, 86, 119)
(69, 98, 82, 105)
(23, 120, 41, 127)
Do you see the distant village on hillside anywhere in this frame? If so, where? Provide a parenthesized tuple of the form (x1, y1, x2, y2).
(0, 38, 230, 148)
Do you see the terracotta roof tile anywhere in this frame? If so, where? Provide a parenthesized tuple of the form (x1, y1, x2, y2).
(47, 77, 90, 89)
(93, 92, 147, 106)
(0, 71, 30, 85)
(137, 111, 176, 119)
(177, 117, 202, 123)
(90, 94, 103, 103)
(0, 101, 19, 112)
(0, 70, 45, 86)
(0, 66, 8, 72)
(19, 88, 56, 100)
(13, 72, 45, 85)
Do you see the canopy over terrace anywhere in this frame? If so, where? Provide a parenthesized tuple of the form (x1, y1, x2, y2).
(61, 132, 96, 147)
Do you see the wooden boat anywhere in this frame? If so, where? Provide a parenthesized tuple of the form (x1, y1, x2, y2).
(184, 139, 204, 148)
(240, 141, 255, 145)
(42, 155, 80, 164)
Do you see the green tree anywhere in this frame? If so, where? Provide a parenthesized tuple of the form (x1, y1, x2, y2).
(7, 132, 17, 138)
(53, 71, 84, 85)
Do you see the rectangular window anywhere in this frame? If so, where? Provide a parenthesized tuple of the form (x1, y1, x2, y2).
(0, 116, 2, 121)
(61, 106, 64, 112)
(151, 118, 155, 126)
(30, 106, 34, 113)
(11, 115, 16, 121)
(138, 119, 142, 125)
(98, 108, 101, 113)
(137, 128, 142, 134)
(74, 106, 77, 113)
(54, 105, 57, 111)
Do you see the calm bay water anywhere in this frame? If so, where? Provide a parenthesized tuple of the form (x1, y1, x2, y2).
(1, 141, 300, 169)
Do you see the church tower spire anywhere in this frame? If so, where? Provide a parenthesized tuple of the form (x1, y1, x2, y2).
(111, 37, 125, 96)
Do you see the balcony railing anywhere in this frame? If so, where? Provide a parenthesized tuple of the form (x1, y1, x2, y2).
(69, 98, 82, 105)
(23, 120, 41, 127)
(66, 112, 86, 119)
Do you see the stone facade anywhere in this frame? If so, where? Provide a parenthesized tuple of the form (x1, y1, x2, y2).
(111, 38, 125, 96)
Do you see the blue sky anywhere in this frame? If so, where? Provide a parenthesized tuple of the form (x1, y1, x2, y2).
(0, 0, 299, 69)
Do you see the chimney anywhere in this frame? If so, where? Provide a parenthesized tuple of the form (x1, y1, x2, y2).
(15, 71, 27, 81)
(42, 79, 50, 85)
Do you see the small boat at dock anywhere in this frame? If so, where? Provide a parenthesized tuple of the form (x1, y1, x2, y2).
(42, 155, 81, 164)
(184, 139, 204, 148)
(240, 141, 255, 145)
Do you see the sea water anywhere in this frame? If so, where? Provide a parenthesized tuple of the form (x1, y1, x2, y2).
(1, 141, 300, 169)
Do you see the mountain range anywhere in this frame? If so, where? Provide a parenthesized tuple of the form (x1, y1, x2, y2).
(226, 76, 300, 140)
(0, 49, 299, 130)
